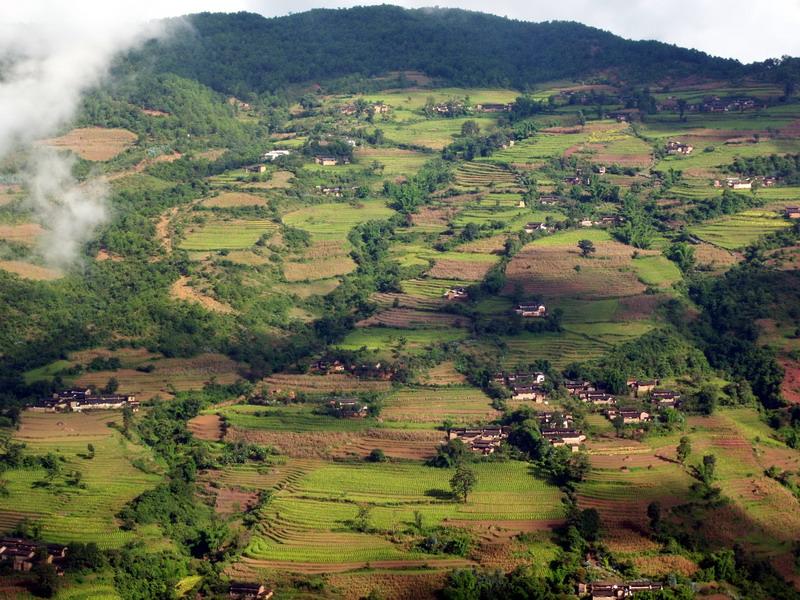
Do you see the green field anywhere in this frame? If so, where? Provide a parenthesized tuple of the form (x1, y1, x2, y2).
(217, 403, 373, 433)
(336, 327, 468, 353)
(380, 116, 498, 149)
(282, 200, 395, 241)
(179, 219, 278, 251)
(690, 209, 792, 250)
(633, 255, 683, 287)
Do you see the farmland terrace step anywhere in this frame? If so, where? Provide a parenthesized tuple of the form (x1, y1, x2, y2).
(239, 556, 478, 574)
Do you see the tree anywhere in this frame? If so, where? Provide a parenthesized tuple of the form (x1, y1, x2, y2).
(450, 464, 477, 503)
(677, 98, 688, 122)
(366, 448, 386, 463)
(86, 443, 95, 459)
(352, 504, 372, 532)
(578, 239, 596, 258)
(701, 454, 717, 483)
(578, 508, 601, 541)
(103, 377, 119, 394)
(647, 501, 661, 531)
(32, 562, 61, 597)
(676, 436, 692, 464)
(460, 120, 480, 137)
(665, 241, 695, 272)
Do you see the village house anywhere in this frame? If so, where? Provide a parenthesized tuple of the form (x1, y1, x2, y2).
(727, 178, 752, 190)
(0, 538, 68, 573)
(475, 102, 514, 113)
(597, 166, 607, 175)
(541, 429, 586, 452)
(510, 385, 547, 402)
(312, 359, 346, 374)
(33, 389, 138, 413)
(352, 362, 395, 380)
(229, 582, 274, 600)
(448, 426, 510, 455)
(314, 156, 341, 166)
(539, 195, 560, 206)
(608, 409, 652, 425)
(665, 140, 694, 155)
(597, 215, 622, 227)
(262, 149, 291, 162)
(515, 304, 547, 318)
(577, 581, 664, 599)
(243, 164, 267, 174)
(650, 389, 681, 408)
(628, 379, 658, 397)
(564, 380, 595, 396)
(372, 102, 390, 114)
(537, 412, 573, 430)
(505, 371, 546, 385)
(784, 206, 800, 219)
(443, 286, 469, 301)
(583, 392, 617, 406)
(328, 399, 369, 419)
(524, 222, 551, 234)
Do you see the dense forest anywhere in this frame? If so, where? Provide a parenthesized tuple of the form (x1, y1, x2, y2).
(121, 7, 748, 95)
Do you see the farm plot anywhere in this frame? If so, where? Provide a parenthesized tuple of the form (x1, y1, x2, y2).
(0, 260, 62, 281)
(335, 327, 468, 355)
(179, 219, 279, 251)
(496, 331, 613, 370)
(381, 386, 500, 426)
(503, 230, 651, 299)
(484, 132, 588, 164)
(283, 240, 356, 282)
(40, 127, 137, 161)
(356, 308, 470, 329)
(201, 192, 269, 208)
(0, 222, 45, 245)
(632, 255, 683, 288)
(282, 200, 394, 242)
(427, 256, 497, 281)
(689, 209, 792, 250)
(0, 412, 165, 548)
(381, 116, 498, 149)
(261, 373, 391, 394)
(401, 278, 474, 299)
(454, 162, 520, 191)
(242, 461, 563, 568)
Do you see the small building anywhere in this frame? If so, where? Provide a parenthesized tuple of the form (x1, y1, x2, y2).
(665, 140, 694, 155)
(229, 582, 274, 600)
(650, 389, 681, 408)
(537, 412, 573, 429)
(243, 164, 267, 174)
(314, 156, 340, 166)
(443, 287, 469, 301)
(584, 392, 617, 406)
(476, 103, 513, 113)
(448, 426, 509, 455)
(628, 379, 658, 397)
(312, 359, 346, 374)
(515, 304, 546, 318)
(262, 150, 291, 162)
(539, 195, 560, 206)
(524, 222, 551, 234)
(608, 409, 652, 425)
(372, 102, 390, 114)
(541, 429, 586, 452)
(328, 399, 368, 419)
(784, 206, 800, 219)
(564, 380, 595, 396)
(510, 385, 547, 403)
(728, 179, 752, 190)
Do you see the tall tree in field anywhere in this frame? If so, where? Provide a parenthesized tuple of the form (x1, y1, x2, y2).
(676, 436, 692, 464)
(578, 239, 596, 258)
(460, 120, 480, 137)
(677, 98, 688, 122)
(450, 463, 477, 503)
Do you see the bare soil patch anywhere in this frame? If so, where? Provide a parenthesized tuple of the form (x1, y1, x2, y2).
(0, 260, 61, 281)
(0, 223, 44, 245)
(779, 358, 800, 404)
(356, 308, 469, 329)
(427, 259, 494, 281)
(188, 414, 224, 441)
(171, 276, 234, 314)
(211, 486, 260, 516)
(202, 192, 268, 208)
(41, 127, 137, 161)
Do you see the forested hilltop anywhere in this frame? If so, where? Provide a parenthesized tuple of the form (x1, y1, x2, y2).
(124, 6, 748, 95)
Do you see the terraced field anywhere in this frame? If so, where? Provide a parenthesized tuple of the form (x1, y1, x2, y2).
(282, 200, 394, 242)
(689, 209, 792, 250)
(179, 218, 279, 251)
(381, 386, 500, 426)
(0, 412, 165, 548)
(454, 162, 520, 191)
(336, 327, 469, 354)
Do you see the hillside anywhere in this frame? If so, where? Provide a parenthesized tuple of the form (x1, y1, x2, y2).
(125, 6, 746, 94)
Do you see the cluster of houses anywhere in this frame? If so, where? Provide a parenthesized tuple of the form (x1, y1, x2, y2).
(32, 389, 138, 413)
(474, 102, 514, 113)
(785, 206, 800, 219)
(315, 185, 357, 197)
(514, 304, 547, 318)
(524, 222, 554, 235)
(493, 371, 547, 402)
(228, 582, 274, 600)
(539, 411, 586, 452)
(311, 359, 396, 380)
(577, 580, 664, 600)
(327, 398, 369, 419)
(713, 176, 777, 190)
(340, 102, 390, 116)
(0, 538, 68, 573)
(665, 140, 694, 155)
(448, 426, 509, 455)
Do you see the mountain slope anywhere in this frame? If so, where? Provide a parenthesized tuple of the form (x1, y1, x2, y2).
(126, 5, 745, 95)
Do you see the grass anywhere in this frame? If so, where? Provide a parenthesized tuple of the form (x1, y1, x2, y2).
(380, 116, 498, 149)
(690, 209, 792, 250)
(282, 200, 394, 242)
(633, 255, 683, 287)
(336, 327, 468, 354)
(179, 219, 278, 251)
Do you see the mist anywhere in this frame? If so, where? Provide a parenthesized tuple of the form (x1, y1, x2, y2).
(0, 5, 170, 268)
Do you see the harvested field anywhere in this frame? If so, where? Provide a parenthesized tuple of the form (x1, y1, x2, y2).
(372, 292, 444, 311)
(616, 294, 668, 321)
(631, 554, 698, 578)
(356, 308, 469, 329)
(694, 242, 741, 269)
(202, 192, 268, 208)
(328, 571, 446, 600)
(457, 234, 508, 254)
(211, 486, 260, 516)
(75, 353, 241, 401)
(329, 429, 442, 460)
(41, 127, 137, 160)
(261, 373, 391, 394)
(284, 241, 356, 281)
(171, 276, 234, 313)
(412, 206, 458, 229)
(0, 222, 44, 245)
(504, 231, 651, 299)
(262, 170, 294, 189)
(427, 258, 495, 280)
(188, 414, 224, 441)
(0, 260, 61, 281)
